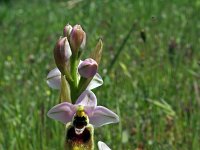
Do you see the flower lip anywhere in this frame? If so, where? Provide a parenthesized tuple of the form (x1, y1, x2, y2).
(73, 116, 88, 129)
(47, 90, 119, 127)
(67, 125, 91, 143)
(73, 106, 89, 129)
(75, 126, 86, 135)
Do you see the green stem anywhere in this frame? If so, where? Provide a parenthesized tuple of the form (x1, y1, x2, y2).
(70, 55, 79, 102)
(71, 58, 78, 87)
(77, 77, 92, 97)
(63, 68, 73, 85)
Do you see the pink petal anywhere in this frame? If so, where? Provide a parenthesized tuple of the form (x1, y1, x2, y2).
(87, 73, 103, 90)
(98, 141, 111, 150)
(46, 68, 61, 89)
(89, 106, 119, 127)
(75, 90, 97, 114)
(75, 90, 97, 107)
(47, 102, 76, 124)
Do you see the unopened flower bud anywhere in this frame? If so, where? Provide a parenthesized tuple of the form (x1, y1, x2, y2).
(78, 58, 98, 78)
(54, 37, 72, 74)
(63, 24, 72, 38)
(70, 25, 86, 53)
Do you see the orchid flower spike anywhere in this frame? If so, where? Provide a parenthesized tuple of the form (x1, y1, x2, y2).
(98, 141, 111, 150)
(47, 90, 119, 128)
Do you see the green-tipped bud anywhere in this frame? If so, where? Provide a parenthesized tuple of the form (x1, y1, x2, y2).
(54, 37, 72, 74)
(69, 25, 86, 54)
(63, 24, 73, 38)
(78, 58, 98, 78)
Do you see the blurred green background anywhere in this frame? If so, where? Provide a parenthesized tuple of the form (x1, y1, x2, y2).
(0, 0, 200, 149)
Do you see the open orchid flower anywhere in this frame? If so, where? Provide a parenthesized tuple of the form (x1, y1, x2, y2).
(47, 90, 119, 128)
(46, 67, 103, 90)
(98, 141, 111, 150)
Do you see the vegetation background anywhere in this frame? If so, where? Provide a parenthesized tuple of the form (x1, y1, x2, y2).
(0, 0, 200, 149)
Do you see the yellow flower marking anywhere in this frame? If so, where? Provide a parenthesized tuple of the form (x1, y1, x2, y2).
(76, 105, 85, 117)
